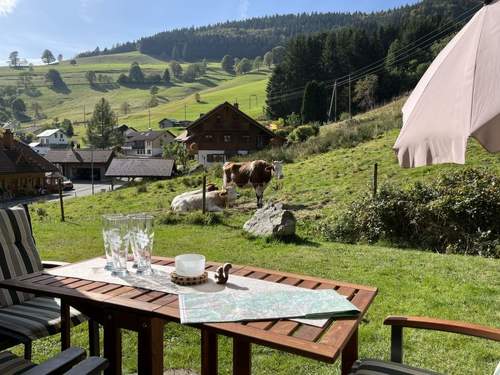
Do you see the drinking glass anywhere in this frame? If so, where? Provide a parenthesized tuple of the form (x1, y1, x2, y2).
(102, 214, 125, 270)
(129, 214, 154, 276)
(108, 216, 130, 277)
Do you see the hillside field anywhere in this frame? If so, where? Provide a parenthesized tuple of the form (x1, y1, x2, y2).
(25, 100, 500, 375)
(0, 51, 270, 143)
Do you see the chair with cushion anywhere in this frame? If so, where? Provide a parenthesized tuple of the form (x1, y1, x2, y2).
(0, 205, 99, 359)
(0, 346, 108, 375)
(349, 315, 500, 375)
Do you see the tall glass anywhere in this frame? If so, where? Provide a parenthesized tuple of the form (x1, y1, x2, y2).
(108, 216, 130, 277)
(102, 214, 125, 270)
(129, 214, 154, 276)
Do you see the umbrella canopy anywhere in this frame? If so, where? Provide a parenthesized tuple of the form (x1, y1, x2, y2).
(394, 0, 500, 168)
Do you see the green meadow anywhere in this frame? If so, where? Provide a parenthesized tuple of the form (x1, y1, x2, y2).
(0, 51, 270, 143)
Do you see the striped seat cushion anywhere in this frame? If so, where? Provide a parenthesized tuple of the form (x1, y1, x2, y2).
(350, 359, 442, 375)
(0, 297, 86, 346)
(0, 351, 35, 375)
(0, 206, 43, 307)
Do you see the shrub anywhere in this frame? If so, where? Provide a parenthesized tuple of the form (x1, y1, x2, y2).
(136, 184, 148, 193)
(321, 168, 500, 257)
(36, 207, 48, 220)
(181, 176, 203, 188)
(288, 124, 319, 143)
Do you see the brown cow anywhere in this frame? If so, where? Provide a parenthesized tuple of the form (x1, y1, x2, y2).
(223, 160, 284, 208)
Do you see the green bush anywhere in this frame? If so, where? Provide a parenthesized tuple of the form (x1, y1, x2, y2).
(288, 124, 319, 143)
(136, 184, 148, 193)
(319, 168, 500, 257)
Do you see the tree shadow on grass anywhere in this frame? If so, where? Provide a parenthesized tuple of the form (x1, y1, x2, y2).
(50, 82, 71, 94)
(196, 78, 217, 88)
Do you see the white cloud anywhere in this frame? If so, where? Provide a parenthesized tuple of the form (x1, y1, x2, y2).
(0, 0, 19, 16)
(239, 0, 249, 19)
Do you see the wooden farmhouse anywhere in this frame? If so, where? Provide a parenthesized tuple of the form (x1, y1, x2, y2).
(177, 102, 281, 165)
(0, 129, 59, 201)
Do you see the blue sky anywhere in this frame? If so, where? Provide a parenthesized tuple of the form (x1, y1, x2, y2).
(0, 0, 420, 63)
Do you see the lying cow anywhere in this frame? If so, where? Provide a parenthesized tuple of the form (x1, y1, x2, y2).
(171, 186, 237, 212)
(223, 160, 284, 208)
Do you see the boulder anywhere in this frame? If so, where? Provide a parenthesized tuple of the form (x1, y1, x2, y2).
(243, 203, 296, 237)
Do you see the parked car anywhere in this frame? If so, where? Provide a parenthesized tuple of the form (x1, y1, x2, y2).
(62, 177, 74, 191)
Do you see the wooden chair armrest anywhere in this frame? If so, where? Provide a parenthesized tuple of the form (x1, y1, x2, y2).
(22, 347, 86, 375)
(63, 357, 109, 375)
(42, 260, 70, 269)
(384, 316, 500, 341)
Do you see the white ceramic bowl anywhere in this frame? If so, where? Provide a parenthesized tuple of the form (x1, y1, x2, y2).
(175, 254, 206, 277)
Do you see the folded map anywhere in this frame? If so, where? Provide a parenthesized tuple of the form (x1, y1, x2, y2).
(179, 289, 360, 324)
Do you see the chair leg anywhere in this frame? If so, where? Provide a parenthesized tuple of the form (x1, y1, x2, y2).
(89, 320, 100, 356)
(24, 341, 32, 360)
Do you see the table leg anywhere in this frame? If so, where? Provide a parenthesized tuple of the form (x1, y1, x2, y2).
(60, 301, 71, 351)
(104, 313, 122, 375)
(341, 328, 358, 375)
(233, 337, 251, 375)
(137, 317, 164, 375)
(201, 329, 218, 375)
(89, 319, 100, 356)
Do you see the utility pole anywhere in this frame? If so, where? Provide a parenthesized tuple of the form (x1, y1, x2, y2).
(328, 80, 337, 122)
(184, 103, 187, 121)
(348, 74, 352, 119)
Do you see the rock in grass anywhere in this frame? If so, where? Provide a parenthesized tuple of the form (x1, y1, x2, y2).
(243, 203, 296, 238)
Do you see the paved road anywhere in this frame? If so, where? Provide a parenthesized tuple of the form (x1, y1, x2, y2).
(0, 181, 126, 208)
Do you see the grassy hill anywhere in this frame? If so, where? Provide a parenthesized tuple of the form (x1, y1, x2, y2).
(26, 100, 500, 374)
(0, 51, 270, 142)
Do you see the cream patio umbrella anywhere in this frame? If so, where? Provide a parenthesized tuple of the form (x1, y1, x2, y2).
(394, 0, 500, 168)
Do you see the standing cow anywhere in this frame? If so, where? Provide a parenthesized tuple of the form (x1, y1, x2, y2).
(223, 160, 284, 208)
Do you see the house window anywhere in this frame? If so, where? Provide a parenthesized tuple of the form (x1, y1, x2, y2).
(242, 136, 250, 144)
(147, 150, 151, 154)
(205, 135, 214, 142)
(207, 154, 225, 163)
(224, 135, 231, 143)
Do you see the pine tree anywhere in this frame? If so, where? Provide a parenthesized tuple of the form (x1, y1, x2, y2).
(169, 61, 183, 79)
(221, 55, 234, 73)
(128, 62, 145, 83)
(85, 98, 122, 148)
(301, 80, 328, 124)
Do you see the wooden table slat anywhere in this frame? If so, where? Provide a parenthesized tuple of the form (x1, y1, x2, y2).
(246, 271, 268, 280)
(293, 324, 324, 342)
(279, 277, 301, 286)
(270, 320, 299, 336)
(296, 280, 320, 289)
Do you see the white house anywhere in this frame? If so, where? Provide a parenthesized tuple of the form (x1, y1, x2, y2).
(29, 128, 69, 155)
(123, 130, 175, 157)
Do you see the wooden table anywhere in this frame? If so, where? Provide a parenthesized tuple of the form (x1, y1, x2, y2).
(0, 257, 377, 375)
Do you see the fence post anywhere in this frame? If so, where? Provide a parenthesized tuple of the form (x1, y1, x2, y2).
(202, 175, 207, 214)
(373, 163, 378, 198)
(58, 178, 65, 222)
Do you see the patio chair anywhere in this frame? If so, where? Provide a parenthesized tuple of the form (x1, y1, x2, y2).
(349, 315, 500, 375)
(0, 346, 108, 375)
(0, 205, 99, 360)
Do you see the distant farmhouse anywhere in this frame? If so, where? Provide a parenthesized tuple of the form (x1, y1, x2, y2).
(123, 130, 175, 157)
(115, 124, 138, 140)
(159, 118, 192, 129)
(176, 102, 282, 165)
(29, 128, 70, 155)
(0, 129, 59, 200)
(46, 149, 115, 181)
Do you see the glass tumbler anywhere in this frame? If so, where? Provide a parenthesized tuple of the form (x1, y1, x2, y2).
(129, 213, 154, 276)
(108, 215, 130, 277)
(102, 214, 125, 270)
